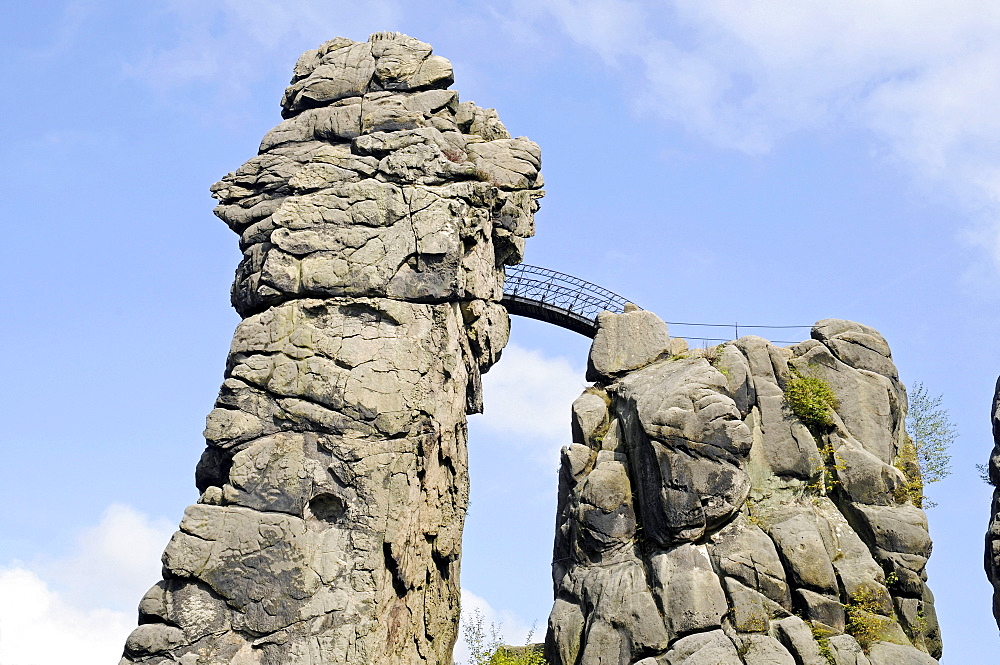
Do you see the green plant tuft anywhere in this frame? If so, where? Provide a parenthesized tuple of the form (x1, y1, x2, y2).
(845, 587, 893, 651)
(784, 372, 838, 430)
(809, 623, 837, 665)
(893, 435, 926, 507)
(706, 344, 731, 376)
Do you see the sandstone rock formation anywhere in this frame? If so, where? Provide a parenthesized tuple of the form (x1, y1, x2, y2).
(120, 33, 541, 664)
(985, 379, 1000, 628)
(548, 314, 941, 665)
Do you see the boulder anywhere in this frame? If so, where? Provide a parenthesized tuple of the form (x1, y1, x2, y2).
(586, 309, 671, 380)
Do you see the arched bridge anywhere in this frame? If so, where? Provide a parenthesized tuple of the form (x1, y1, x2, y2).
(501, 264, 631, 338)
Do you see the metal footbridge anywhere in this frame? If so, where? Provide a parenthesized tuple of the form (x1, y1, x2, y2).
(501, 264, 631, 338)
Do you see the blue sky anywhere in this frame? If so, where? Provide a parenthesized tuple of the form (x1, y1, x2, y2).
(2, 1, 1000, 662)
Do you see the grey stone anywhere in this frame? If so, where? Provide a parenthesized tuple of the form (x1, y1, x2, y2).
(768, 514, 839, 594)
(894, 596, 942, 659)
(577, 460, 637, 551)
(733, 634, 796, 665)
(614, 357, 751, 545)
(774, 616, 829, 665)
(586, 309, 671, 380)
(790, 342, 903, 466)
(709, 515, 790, 608)
(545, 598, 585, 665)
(717, 343, 755, 417)
(116, 27, 944, 665)
(733, 337, 823, 479)
(866, 641, 937, 665)
(579, 561, 670, 659)
(722, 577, 789, 633)
(812, 500, 889, 605)
(213, 39, 542, 319)
(668, 337, 690, 357)
(549, 322, 939, 663)
(649, 543, 728, 638)
(844, 502, 932, 559)
(830, 433, 907, 506)
(665, 630, 743, 665)
(811, 319, 897, 380)
(572, 390, 610, 446)
(124, 624, 187, 657)
(826, 634, 872, 665)
(795, 588, 845, 633)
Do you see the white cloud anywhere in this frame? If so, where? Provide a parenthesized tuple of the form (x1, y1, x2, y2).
(478, 344, 587, 451)
(454, 589, 539, 665)
(0, 568, 133, 665)
(0, 505, 175, 665)
(39, 504, 175, 612)
(517, 0, 1000, 261)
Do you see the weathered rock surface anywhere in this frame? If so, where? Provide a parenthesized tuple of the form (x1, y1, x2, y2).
(547, 313, 942, 665)
(586, 307, 670, 381)
(120, 32, 541, 665)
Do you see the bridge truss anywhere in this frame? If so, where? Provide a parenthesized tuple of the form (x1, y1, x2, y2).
(501, 264, 631, 338)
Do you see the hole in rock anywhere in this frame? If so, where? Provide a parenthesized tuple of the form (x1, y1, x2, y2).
(308, 493, 346, 523)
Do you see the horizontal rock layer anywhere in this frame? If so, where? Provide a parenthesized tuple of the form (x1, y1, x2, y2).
(548, 315, 941, 665)
(120, 32, 541, 665)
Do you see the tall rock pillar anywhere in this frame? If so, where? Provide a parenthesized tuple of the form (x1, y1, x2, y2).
(120, 33, 542, 665)
(548, 313, 942, 665)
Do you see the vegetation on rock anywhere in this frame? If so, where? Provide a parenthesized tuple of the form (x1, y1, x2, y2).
(906, 383, 954, 483)
(461, 609, 547, 665)
(810, 623, 837, 665)
(845, 587, 894, 650)
(899, 382, 955, 507)
(893, 435, 926, 507)
(784, 371, 838, 430)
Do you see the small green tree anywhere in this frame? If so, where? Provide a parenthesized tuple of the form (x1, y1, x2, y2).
(462, 608, 504, 665)
(905, 383, 955, 503)
(461, 609, 546, 665)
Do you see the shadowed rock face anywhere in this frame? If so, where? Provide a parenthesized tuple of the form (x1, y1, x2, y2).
(548, 314, 942, 665)
(120, 33, 541, 665)
(986, 380, 1000, 629)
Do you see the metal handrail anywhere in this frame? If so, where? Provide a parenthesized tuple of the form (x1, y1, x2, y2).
(501, 264, 633, 337)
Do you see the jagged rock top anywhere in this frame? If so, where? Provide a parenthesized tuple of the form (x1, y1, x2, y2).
(208, 32, 543, 318)
(282, 33, 455, 118)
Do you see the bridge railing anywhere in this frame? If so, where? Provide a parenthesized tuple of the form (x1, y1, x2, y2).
(501, 264, 631, 337)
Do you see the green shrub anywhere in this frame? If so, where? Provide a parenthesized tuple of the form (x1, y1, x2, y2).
(461, 609, 547, 665)
(845, 587, 893, 651)
(784, 372, 838, 430)
(893, 435, 926, 507)
(489, 646, 547, 665)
